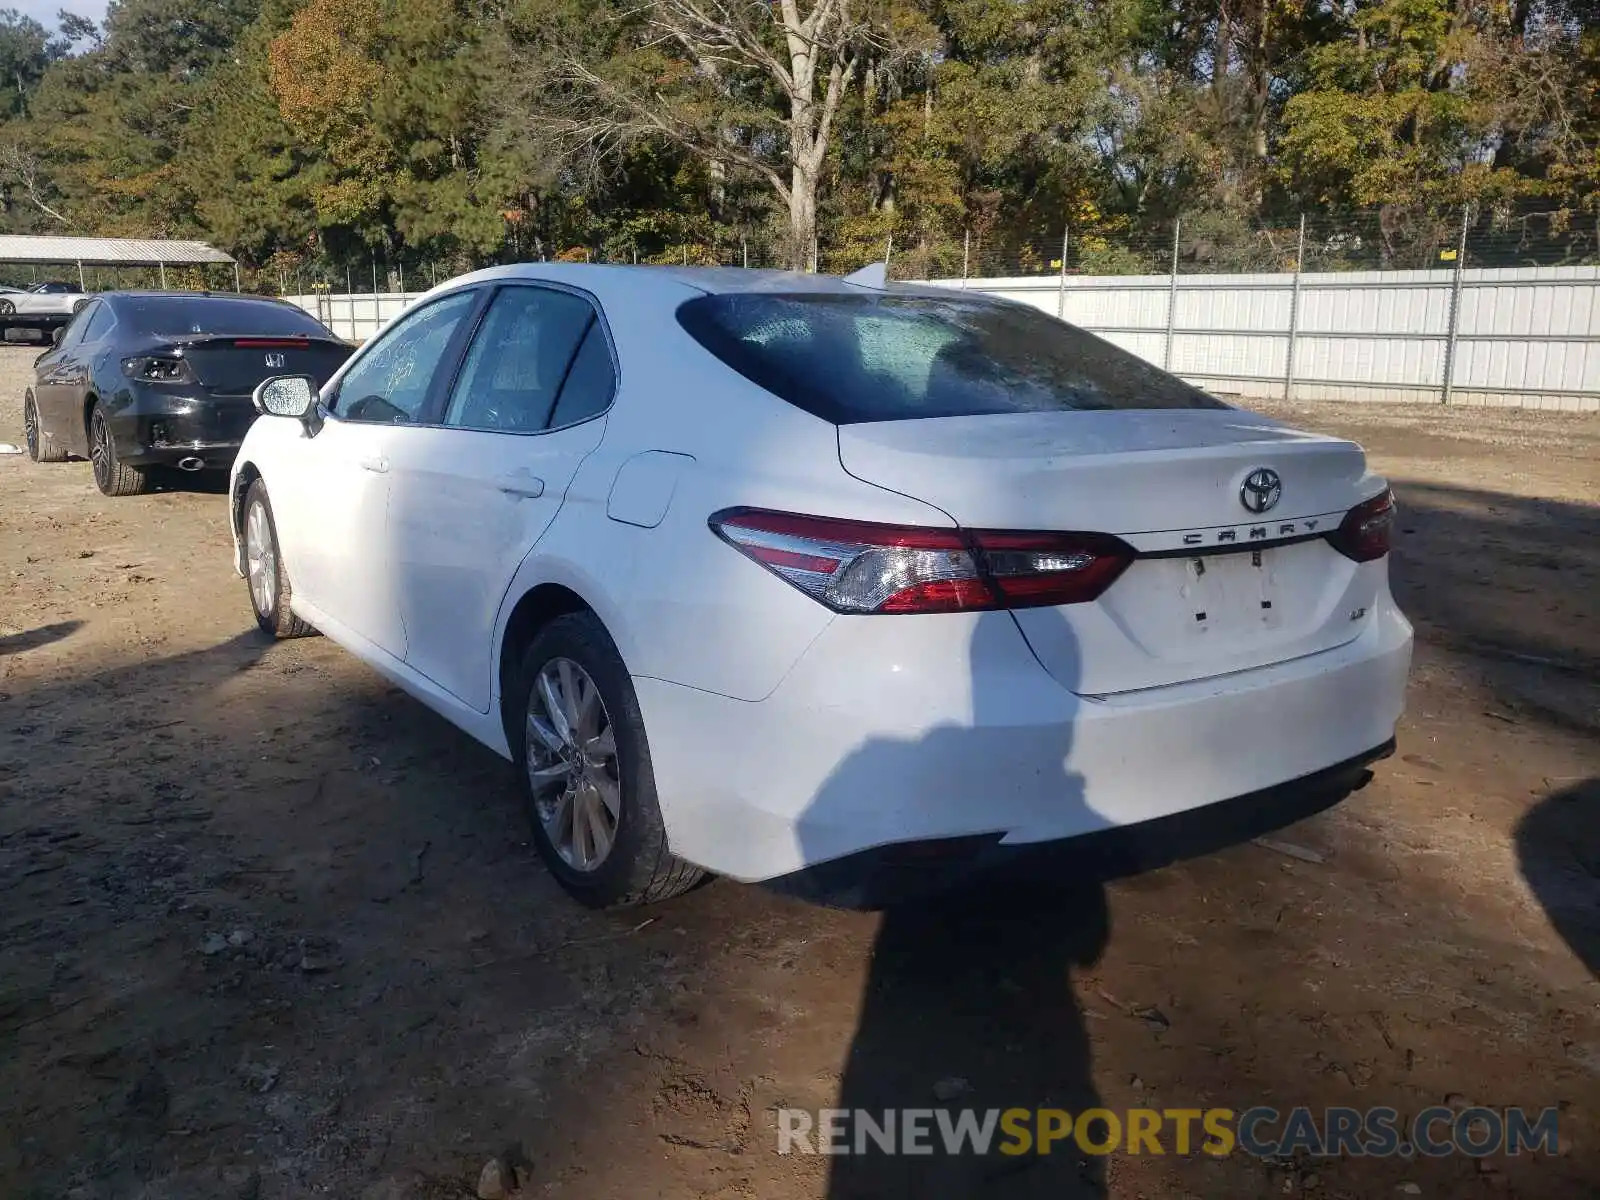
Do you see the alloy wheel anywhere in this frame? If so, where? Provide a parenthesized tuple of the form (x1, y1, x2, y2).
(89, 410, 110, 491)
(0, 300, 14, 316)
(245, 499, 277, 617)
(526, 657, 621, 873)
(22, 397, 38, 459)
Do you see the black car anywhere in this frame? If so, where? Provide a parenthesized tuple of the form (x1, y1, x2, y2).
(22, 292, 352, 496)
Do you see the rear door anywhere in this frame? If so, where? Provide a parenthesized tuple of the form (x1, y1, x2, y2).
(385, 283, 614, 712)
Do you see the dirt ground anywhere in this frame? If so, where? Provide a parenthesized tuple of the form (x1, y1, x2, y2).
(1, 343, 1596, 1200)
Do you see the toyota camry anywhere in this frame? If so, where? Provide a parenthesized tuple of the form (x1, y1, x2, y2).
(228, 264, 1412, 908)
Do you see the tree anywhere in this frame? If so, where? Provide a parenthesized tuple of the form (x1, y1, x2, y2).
(0, 8, 60, 118)
(512, 0, 921, 268)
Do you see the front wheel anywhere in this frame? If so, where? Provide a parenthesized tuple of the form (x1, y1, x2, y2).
(23, 392, 65, 462)
(513, 613, 704, 908)
(88, 404, 149, 496)
(243, 480, 315, 638)
(0, 299, 14, 316)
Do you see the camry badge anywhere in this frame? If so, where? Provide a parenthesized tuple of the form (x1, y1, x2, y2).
(264, 352, 287, 369)
(1240, 468, 1282, 514)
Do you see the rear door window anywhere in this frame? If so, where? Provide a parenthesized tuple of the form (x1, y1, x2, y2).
(442, 286, 597, 433)
(545, 322, 616, 429)
(676, 292, 1226, 423)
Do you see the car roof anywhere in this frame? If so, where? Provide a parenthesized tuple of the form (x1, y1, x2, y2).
(443, 262, 914, 298)
(100, 290, 299, 302)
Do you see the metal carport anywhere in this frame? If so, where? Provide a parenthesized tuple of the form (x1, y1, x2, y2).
(0, 234, 237, 291)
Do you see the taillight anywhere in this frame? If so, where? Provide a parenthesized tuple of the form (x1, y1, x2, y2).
(1327, 489, 1395, 562)
(121, 355, 194, 383)
(708, 508, 1133, 615)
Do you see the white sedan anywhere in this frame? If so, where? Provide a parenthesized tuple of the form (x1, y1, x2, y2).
(228, 264, 1412, 908)
(0, 280, 90, 325)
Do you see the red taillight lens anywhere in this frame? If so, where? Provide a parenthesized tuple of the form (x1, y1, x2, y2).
(709, 509, 1133, 615)
(1327, 489, 1395, 562)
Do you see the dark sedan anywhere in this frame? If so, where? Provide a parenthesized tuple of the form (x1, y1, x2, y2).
(23, 292, 352, 496)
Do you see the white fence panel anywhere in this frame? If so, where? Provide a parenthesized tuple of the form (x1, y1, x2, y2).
(926, 265, 1599, 410)
(281, 291, 422, 343)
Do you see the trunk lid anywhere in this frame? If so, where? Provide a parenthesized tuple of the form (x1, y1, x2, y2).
(175, 335, 352, 395)
(836, 408, 1385, 695)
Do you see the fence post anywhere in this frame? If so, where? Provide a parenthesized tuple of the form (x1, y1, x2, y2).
(1441, 206, 1470, 405)
(1283, 213, 1306, 400)
(884, 230, 893, 277)
(1163, 218, 1181, 370)
(742, 238, 748, 269)
(1057, 226, 1069, 318)
(961, 230, 970, 288)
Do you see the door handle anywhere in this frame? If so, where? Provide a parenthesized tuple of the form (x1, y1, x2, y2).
(359, 455, 389, 473)
(498, 474, 545, 499)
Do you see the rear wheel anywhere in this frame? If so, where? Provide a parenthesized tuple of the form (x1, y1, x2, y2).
(243, 480, 314, 639)
(512, 613, 704, 908)
(88, 404, 149, 496)
(23, 392, 65, 462)
(0, 299, 14, 316)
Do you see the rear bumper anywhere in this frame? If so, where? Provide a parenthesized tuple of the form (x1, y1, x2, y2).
(768, 738, 1393, 908)
(635, 597, 1413, 883)
(106, 387, 254, 468)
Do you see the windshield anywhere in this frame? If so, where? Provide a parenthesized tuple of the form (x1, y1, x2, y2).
(120, 296, 332, 338)
(676, 291, 1226, 423)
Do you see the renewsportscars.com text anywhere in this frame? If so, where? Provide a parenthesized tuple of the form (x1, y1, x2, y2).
(776, 1106, 1560, 1159)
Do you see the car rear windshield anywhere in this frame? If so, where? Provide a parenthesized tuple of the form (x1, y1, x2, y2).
(120, 296, 333, 339)
(676, 292, 1227, 423)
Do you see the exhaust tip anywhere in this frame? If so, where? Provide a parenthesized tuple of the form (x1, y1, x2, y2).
(177, 456, 205, 471)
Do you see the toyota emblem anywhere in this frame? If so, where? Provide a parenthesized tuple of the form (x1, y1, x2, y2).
(1240, 468, 1282, 514)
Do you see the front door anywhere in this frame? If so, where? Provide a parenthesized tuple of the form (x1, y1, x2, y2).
(32, 302, 96, 454)
(277, 288, 481, 660)
(387, 284, 617, 712)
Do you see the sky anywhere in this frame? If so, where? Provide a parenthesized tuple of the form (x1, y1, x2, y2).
(10, 0, 108, 28)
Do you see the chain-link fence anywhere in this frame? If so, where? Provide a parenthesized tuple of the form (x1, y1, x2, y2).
(879, 208, 1600, 283)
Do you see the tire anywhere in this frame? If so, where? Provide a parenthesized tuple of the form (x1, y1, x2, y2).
(88, 403, 150, 496)
(23, 392, 66, 462)
(242, 480, 315, 639)
(511, 612, 704, 908)
(0, 299, 14, 316)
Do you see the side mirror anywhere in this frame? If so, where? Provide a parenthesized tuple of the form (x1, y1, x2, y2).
(252, 374, 319, 419)
(50, 327, 64, 347)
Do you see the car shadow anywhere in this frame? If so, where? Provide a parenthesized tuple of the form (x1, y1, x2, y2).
(1514, 777, 1600, 978)
(0, 620, 83, 657)
(798, 608, 1112, 1199)
(141, 467, 232, 496)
